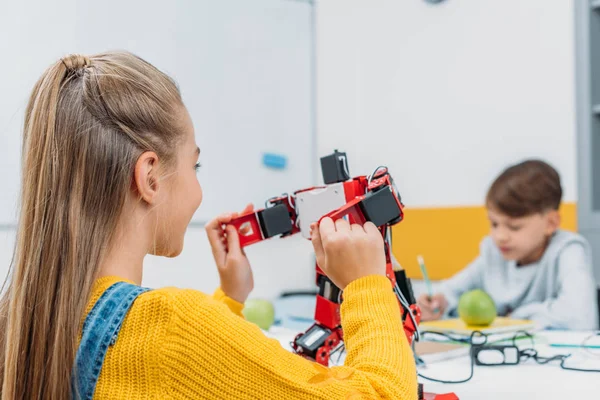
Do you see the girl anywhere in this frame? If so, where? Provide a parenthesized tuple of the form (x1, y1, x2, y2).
(0, 52, 417, 399)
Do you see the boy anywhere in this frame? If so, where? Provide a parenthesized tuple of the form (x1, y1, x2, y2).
(418, 160, 599, 330)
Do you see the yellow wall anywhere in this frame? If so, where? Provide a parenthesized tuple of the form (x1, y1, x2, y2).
(392, 203, 577, 280)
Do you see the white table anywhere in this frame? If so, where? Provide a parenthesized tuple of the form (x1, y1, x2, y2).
(265, 327, 599, 399)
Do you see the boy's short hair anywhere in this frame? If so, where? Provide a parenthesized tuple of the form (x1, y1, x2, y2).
(486, 160, 562, 218)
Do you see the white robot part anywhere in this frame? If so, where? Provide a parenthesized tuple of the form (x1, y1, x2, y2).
(295, 182, 347, 239)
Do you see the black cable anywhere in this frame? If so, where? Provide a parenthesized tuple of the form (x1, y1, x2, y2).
(515, 331, 600, 372)
(417, 357, 476, 384)
(416, 329, 600, 384)
(559, 355, 600, 373)
(333, 328, 599, 381)
(419, 330, 489, 345)
(519, 348, 566, 365)
(417, 330, 485, 384)
(511, 330, 535, 347)
(518, 348, 600, 372)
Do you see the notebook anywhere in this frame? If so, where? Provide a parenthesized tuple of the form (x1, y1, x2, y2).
(420, 317, 537, 337)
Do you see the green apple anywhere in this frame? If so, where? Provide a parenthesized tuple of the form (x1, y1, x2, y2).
(458, 289, 497, 326)
(243, 299, 275, 331)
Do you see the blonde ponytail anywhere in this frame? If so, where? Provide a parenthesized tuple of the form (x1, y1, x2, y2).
(0, 51, 184, 399)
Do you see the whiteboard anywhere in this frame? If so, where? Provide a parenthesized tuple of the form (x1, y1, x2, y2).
(0, 0, 315, 226)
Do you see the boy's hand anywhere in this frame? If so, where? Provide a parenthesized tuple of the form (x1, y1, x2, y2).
(206, 204, 254, 303)
(417, 293, 448, 321)
(310, 217, 386, 290)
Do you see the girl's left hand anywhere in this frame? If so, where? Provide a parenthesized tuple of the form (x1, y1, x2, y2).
(206, 204, 254, 303)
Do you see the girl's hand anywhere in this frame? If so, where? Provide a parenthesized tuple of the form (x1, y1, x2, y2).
(310, 217, 386, 290)
(206, 204, 254, 303)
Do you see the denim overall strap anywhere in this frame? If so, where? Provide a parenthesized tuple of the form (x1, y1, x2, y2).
(73, 282, 150, 400)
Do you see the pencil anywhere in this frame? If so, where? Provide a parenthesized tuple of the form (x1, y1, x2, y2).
(417, 255, 434, 298)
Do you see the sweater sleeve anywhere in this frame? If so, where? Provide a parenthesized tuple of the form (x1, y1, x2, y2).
(212, 287, 245, 317)
(510, 243, 599, 330)
(159, 275, 418, 400)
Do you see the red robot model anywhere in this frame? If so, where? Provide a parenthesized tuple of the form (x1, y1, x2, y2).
(229, 150, 458, 400)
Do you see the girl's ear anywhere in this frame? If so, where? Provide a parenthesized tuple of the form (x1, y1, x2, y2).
(133, 151, 160, 204)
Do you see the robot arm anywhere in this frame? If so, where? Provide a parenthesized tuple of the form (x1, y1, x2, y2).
(228, 193, 299, 248)
(229, 152, 404, 245)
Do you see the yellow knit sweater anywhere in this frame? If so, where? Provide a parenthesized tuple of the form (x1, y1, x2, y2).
(85, 275, 418, 399)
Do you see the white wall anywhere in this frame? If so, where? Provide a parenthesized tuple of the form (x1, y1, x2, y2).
(316, 0, 577, 207)
(0, 0, 318, 300)
(0, 227, 315, 300)
(0, 0, 579, 300)
(143, 231, 315, 299)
